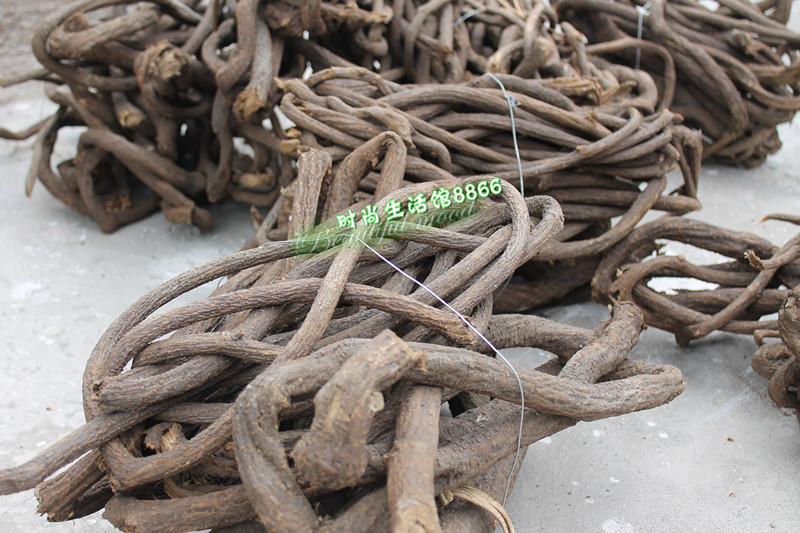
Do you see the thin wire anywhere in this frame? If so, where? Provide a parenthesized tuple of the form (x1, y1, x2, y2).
(485, 73, 524, 301)
(0, 495, 34, 515)
(635, 3, 651, 71)
(351, 235, 527, 506)
(455, 7, 486, 26)
(485, 73, 524, 198)
(695, 128, 713, 144)
(163, 0, 204, 23)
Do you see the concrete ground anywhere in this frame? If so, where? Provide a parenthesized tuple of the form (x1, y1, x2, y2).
(0, 12, 799, 533)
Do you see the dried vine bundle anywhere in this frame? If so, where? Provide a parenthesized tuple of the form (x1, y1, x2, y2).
(4, 0, 710, 236)
(278, 65, 701, 310)
(4, 0, 330, 232)
(554, 0, 800, 168)
(281, 66, 701, 183)
(4, 0, 306, 232)
(752, 285, 800, 424)
(593, 216, 800, 346)
(750, 216, 800, 423)
(306, 0, 603, 84)
(265, 0, 581, 84)
(589, 213, 800, 428)
(0, 143, 685, 532)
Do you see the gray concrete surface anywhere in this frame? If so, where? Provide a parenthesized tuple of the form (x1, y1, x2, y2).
(1, 40, 800, 533)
